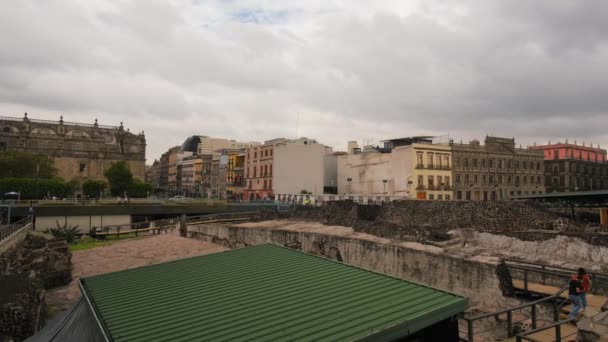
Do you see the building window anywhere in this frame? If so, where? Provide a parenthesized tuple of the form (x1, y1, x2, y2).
(418, 175, 424, 186)
(474, 174, 478, 184)
(515, 175, 520, 186)
(464, 158, 469, 167)
(445, 176, 450, 187)
(454, 158, 460, 168)
(427, 153, 434, 168)
(79, 163, 86, 172)
(253, 167, 257, 178)
(455, 174, 460, 184)
(428, 176, 434, 188)
(437, 176, 443, 187)
(498, 175, 503, 184)
(429, 194, 434, 200)
(443, 155, 449, 169)
(437, 194, 443, 200)
(482, 175, 486, 184)
(489, 159, 494, 168)
(481, 159, 486, 169)
(0, 142, 6, 151)
(489, 175, 494, 184)
(2, 127, 10, 133)
(445, 194, 451, 200)
(553, 150, 559, 160)
(507, 175, 512, 185)
(263, 180, 267, 189)
(456, 191, 462, 200)
(515, 161, 520, 169)
(464, 174, 469, 184)
(466, 191, 471, 200)
(498, 159, 504, 169)
(417, 153, 423, 168)
(523, 176, 527, 184)
(473, 159, 478, 168)
(537, 162, 541, 170)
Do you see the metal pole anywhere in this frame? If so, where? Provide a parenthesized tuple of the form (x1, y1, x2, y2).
(507, 311, 513, 337)
(524, 270, 529, 294)
(555, 324, 561, 341)
(531, 304, 537, 329)
(467, 320, 474, 342)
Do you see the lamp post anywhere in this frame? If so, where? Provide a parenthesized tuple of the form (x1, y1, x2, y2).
(346, 177, 352, 195)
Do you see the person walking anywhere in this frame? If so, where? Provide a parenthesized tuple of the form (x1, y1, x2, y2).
(578, 268, 591, 311)
(568, 274, 584, 319)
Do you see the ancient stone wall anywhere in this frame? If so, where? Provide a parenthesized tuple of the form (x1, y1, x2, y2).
(266, 200, 581, 241)
(187, 221, 511, 308)
(0, 233, 72, 341)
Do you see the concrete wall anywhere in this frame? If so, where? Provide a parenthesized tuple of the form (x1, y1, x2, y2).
(187, 221, 507, 308)
(35, 215, 131, 233)
(274, 143, 328, 195)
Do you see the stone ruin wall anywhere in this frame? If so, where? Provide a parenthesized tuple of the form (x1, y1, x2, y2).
(0, 234, 72, 341)
(264, 200, 601, 244)
(187, 221, 512, 309)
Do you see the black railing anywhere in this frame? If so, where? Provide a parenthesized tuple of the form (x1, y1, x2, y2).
(460, 286, 569, 342)
(505, 258, 608, 295)
(0, 217, 30, 242)
(515, 317, 577, 342)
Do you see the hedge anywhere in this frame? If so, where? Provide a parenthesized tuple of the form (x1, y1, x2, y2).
(0, 178, 76, 199)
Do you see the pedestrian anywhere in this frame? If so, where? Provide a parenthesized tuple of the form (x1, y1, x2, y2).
(578, 268, 591, 311)
(568, 274, 584, 319)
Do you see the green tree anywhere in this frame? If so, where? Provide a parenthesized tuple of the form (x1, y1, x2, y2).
(82, 180, 107, 198)
(0, 178, 73, 199)
(0, 151, 57, 179)
(104, 161, 133, 196)
(127, 179, 153, 198)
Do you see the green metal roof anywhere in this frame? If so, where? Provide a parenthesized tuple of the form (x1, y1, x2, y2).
(80, 244, 468, 342)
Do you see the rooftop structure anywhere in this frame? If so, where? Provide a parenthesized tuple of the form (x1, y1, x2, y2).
(80, 244, 467, 341)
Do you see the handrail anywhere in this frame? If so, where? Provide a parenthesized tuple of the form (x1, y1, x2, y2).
(0, 217, 31, 241)
(90, 211, 258, 231)
(462, 285, 569, 342)
(504, 258, 608, 278)
(515, 317, 577, 342)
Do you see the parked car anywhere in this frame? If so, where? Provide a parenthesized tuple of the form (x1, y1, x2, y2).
(169, 195, 186, 200)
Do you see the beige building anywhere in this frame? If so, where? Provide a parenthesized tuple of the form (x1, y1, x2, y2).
(0, 113, 146, 181)
(197, 137, 260, 155)
(337, 137, 453, 200)
(451, 136, 544, 200)
(244, 138, 333, 200)
(179, 156, 202, 196)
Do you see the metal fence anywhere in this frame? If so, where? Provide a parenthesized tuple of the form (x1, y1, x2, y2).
(0, 217, 30, 242)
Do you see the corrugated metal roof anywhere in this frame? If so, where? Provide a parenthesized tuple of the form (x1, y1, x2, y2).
(80, 244, 468, 342)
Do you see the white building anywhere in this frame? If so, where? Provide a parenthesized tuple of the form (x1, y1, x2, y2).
(197, 137, 260, 155)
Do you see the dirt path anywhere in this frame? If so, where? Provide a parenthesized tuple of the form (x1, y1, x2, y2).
(46, 233, 228, 316)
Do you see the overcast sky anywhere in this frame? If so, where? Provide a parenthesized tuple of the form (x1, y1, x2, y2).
(1, 0, 608, 161)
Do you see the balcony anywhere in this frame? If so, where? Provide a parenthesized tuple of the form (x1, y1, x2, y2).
(415, 164, 452, 170)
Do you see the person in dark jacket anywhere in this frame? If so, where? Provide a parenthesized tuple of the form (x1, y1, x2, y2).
(568, 274, 584, 319)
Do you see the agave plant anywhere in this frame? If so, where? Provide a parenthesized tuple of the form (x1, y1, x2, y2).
(49, 221, 80, 244)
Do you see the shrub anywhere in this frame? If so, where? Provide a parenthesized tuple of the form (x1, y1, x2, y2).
(49, 221, 80, 244)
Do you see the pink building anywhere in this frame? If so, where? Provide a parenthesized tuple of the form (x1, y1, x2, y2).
(531, 142, 606, 162)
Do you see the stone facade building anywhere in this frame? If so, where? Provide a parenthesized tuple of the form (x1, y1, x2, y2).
(0, 113, 145, 181)
(530, 141, 608, 192)
(451, 136, 544, 200)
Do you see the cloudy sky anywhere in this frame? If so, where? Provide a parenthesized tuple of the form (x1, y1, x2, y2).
(1, 0, 608, 161)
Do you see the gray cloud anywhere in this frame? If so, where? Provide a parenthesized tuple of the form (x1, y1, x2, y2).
(0, 0, 607, 159)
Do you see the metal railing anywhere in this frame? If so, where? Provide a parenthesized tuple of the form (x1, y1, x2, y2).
(89, 211, 259, 237)
(0, 217, 30, 241)
(515, 317, 577, 342)
(460, 286, 569, 342)
(505, 258, 608, 295)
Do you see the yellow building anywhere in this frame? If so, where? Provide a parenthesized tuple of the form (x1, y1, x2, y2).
(410, 143, 453, 200)
(226, 151, 245, 198)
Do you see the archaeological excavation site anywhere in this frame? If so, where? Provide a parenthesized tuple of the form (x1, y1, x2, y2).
(2, 200, 608, 342)
(185, 200, 608, 341)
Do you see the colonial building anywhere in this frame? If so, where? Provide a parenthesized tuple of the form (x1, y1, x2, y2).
(0, 113, 145, 181)
(337, 137, 453, 200)
(451, 136, 544, 200)
(226, 150, 245, 198)
(530, 141, 608, 192)
(244, 138, 333, 200)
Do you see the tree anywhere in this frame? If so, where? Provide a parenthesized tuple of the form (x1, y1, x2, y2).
(82, 180, 107, 198)
(0, 151, 57, 179)
(300, 189, 312, 194)
(104, 161, 133, 196)
(127, 179, 153, 198)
